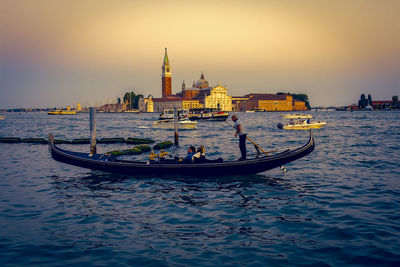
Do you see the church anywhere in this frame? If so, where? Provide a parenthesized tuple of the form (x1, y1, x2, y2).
(139, 48, 232, 112)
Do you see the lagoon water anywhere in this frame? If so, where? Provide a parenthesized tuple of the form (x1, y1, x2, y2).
(0, 111, 399, 266)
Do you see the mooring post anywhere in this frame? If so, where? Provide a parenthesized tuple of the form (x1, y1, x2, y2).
(90, 107, 97, 155)
(174, 107, 179, 146)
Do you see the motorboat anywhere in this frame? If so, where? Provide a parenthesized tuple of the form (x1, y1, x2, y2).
(283, 120, 326, 130)
(153, 118, 197, 129)
(123, 109, 140, 113)
(159, 109, 189, 120)
(48, 107, 77, 115)
(188, 108, 229, 121)
(282, 113, 313, 119)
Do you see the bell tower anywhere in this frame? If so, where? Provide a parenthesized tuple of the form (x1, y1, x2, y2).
(162, 48, 172, 98)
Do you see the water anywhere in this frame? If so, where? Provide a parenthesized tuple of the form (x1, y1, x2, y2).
(0, 111, 399, 266)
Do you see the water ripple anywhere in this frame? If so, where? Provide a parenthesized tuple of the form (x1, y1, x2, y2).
(0, 111, 400, 266)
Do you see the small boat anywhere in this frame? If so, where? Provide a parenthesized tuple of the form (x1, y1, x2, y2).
(283, 121, 326, 130)
(0, 115, 4, 120)
(48, 107, 76, 115)
(282, 113, 313, 119)
(188, 108, 229, 121)
(153, 118, 197, 129)
(123, 109, 140, 113)
(245, 110, 255, 113)
(48, 132, 315, 176)
(364, 105, 373, 111)
(159, 109, 189, 120)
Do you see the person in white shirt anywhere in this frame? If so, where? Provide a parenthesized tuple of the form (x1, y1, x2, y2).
(231, 115, 247, 161)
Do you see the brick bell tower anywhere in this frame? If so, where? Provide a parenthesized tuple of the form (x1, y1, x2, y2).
(161, 48, 172, 98)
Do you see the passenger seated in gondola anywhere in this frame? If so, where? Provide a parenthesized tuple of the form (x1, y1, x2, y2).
(290, 119, 294, 125)
(181, 145, 223, 163)
(195, 145, 224, 163)
(193, 145, 206, 163)
(183, 146, 196, 162)
(307, 118, 311, 124)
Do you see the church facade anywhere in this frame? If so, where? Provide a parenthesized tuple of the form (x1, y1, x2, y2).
(202, 84, 232, 111)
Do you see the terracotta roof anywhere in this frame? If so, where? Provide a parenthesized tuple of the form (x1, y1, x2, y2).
(244, 94, 288, 100)
(191, 94, 206, 100)
(372, 101, 391, 104)
(182, 87, 200, 91)
(152, 96, 183, 102)
(232, 96, 249, 99)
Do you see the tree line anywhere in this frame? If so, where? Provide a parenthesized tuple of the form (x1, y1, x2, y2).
(123, 91, 144, 110)
(358, 93, 399, 109)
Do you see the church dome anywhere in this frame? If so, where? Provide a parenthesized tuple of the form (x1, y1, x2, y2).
(195, 73, 209, 89)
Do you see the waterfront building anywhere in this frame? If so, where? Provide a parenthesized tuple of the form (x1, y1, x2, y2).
(138, 95, 154, 112)
(151, 98, 202, 112)
(232, 96, 251, 111)
(140, 49, 310, 113)
(153, 96, 182, 112)
(372, 100, 392, 109)
(238, 94, 307, 111)
(293, 99, 308, 111)
(202, 83, 232, 111)
(141, 49, 232, 112)
(180, 75, 232, 111)
(181, 73, 210, 100)
(182, 100, 202, 110)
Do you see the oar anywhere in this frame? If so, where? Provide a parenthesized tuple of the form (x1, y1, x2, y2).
(247, 150, 278, 156)
(225, 120, 270, 156)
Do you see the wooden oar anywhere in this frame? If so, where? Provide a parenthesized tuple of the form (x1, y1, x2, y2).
(225, 120, 270, 156)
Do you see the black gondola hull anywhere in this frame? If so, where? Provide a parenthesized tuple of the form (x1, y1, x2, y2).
(49, 133, 315, 176)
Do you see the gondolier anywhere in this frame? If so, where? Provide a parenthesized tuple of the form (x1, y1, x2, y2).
(231, 115, 247, 161)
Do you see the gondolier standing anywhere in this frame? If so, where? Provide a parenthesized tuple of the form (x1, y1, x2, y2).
(232, 115, 247, 161)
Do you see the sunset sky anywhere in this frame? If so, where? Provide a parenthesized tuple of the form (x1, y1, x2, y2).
(1, 0, 399, 108)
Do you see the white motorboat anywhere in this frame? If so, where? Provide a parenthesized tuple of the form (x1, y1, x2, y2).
(282, 113, 313, 119)
(123, 109, 140, 113)
(283, 120, 326, 130)
(159, 109, 189, 120)
(153, 118, 197, 129)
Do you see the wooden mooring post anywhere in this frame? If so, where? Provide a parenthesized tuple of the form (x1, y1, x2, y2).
(90, 107, 97, 155)
(174, 107, 179, 146)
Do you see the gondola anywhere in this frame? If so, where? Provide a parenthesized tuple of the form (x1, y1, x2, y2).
(48, 132, 315, 176)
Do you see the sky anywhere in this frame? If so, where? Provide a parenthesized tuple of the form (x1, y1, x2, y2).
(1, 0, 399, 108)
